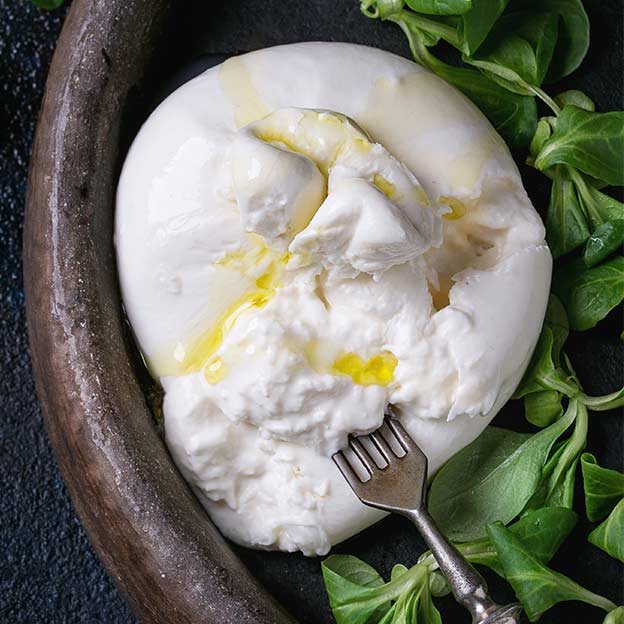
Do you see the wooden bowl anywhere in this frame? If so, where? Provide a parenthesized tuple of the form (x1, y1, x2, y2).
(23, 1, 295, 622)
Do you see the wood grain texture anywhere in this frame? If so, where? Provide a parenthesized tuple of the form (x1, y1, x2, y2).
(23, 1, 295, 622)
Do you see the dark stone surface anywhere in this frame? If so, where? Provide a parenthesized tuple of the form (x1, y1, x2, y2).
(2, 1, 622, 623)
(0, 1, 135, 622)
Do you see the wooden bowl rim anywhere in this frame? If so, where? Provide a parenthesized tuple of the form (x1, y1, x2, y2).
(23, 1, 296, 622)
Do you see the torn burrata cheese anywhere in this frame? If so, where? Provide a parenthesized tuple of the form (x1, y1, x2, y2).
(115, 43, 551, 556)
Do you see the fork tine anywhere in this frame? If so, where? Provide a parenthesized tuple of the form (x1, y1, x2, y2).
(385, 417, 417, 453)
(369, 430, 394, 462)
(348, 436, 377, 475)
(333, 451, 363, 488)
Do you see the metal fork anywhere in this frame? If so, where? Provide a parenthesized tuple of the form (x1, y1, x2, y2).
(333, 415, 524, 624)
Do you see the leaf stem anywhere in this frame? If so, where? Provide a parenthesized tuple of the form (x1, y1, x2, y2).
(376, 561, 428, 601)
(545, 401, 587, 499)
(407, 14, 458, 45)
(539, 370, 580, 397)
(394, 10, 461, 48)
(575, 587, 618, 613)
(568, 166, 606, 227)
(526, 85, 561, 115)
(389, 15, 439, 70)
(579, 389, 624, 411)
(419, 539, 492, 573)
(360, 0, 379, 18)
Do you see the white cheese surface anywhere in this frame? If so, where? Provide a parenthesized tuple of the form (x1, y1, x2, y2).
(115, 42, 551, 556)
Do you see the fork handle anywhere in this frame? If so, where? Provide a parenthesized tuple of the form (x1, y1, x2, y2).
(406, 508, 524, 624)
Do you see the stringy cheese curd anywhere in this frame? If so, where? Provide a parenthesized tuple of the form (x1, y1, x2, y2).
(116, 43, 551, 556)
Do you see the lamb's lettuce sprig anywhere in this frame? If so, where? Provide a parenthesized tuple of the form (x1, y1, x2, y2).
(321, 555, 440, 624)
(361, 0, 624, 331)
(581, 454, 624, 563)
(514, 296, 624, 417)
(326, 7, 624, 608)
(361, 0, 590, 147)
(486, 522, 617, 622)
(323, 505, 620, 623)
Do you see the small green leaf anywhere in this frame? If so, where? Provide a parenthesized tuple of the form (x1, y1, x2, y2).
(427, 427, 528, 541)
(389, 574, 426, 624)
(542, 0, 589, 81)
(457, 507, 578, 576)
(583, 220, 624, 268)
(581, 453, 624, 522)
(417, 581, 443, 624)
(604, 606, 624, 624)
(580, 185, 624, 230)
(459, 0, 511, 55)
(529, 119, 552, 159)
(513, 328, 556, 398)
(524, 390, 563, 427)
(545, 166, 591, 258)
(517, 11, 558, 86)
(554, 89, 595, 112)
(553, 256, 624, 331)
(588, 498, 624, 563)
(428, 405, 576, 541)
(535, 107, 624, 187)
(523, 427, 581, 513)
(321, 557, 427, 624)
(545, 456, 578, 509)
(321, 555, 390, 624)
(391, 564, 409, 581)
(328, 555, 387, 588)
(405, 0, 472, 15)
(544, 294, 569, 363)
(495, 0, 588, 81)
(572, 175, 624, 230)
(466, 11, 559, 90)
(487, 522, 617, 621)
(428, 570, 449, 597)
(510, 507, 578, 562)
(514, 309, 577, 399)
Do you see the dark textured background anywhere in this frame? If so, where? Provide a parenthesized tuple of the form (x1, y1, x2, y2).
(1, 1, 622, 623)
(0, 1, 134, 622)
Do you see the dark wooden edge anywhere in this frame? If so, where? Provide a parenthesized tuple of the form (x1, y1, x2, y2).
(23, 1, 296, 622)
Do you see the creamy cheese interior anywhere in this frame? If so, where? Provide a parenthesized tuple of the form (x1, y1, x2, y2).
(116, 43, 551, 556)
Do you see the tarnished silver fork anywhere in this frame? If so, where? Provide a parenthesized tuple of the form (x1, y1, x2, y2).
(333, 415, 524, 624)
